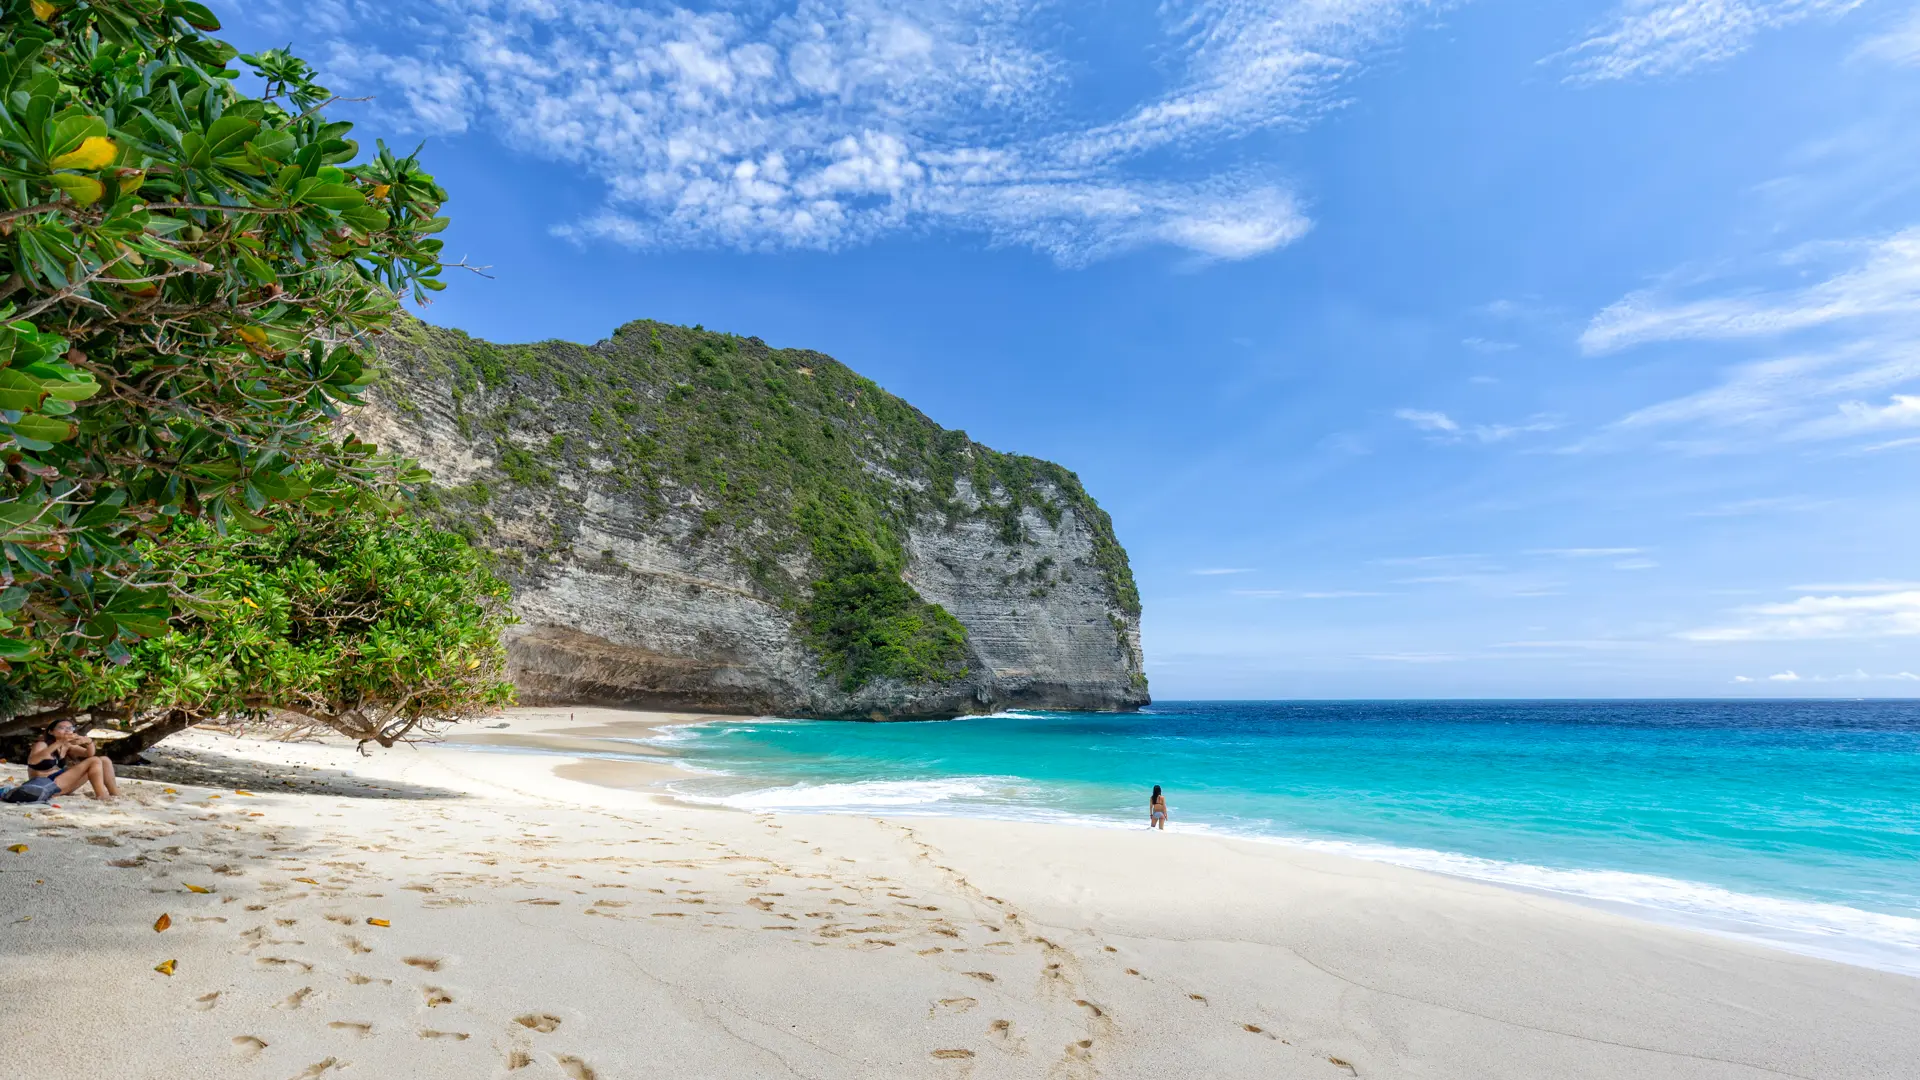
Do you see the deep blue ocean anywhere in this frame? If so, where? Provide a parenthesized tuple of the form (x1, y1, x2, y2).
(641, 701, 1920, 975)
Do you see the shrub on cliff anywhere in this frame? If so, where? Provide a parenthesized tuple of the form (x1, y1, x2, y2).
(0, 0, 448, 672)
(8, 498, 516, 758)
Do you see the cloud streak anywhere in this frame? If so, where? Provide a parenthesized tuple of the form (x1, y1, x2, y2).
(1683, 586, 1920, 641)
(1556, 0, 1864, 83)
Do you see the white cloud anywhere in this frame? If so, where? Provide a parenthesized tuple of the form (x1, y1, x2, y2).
(275, 0, 1433, 263)
(1738, 668, 1920, 683)
(1787, 580, 1920, 591)
(1555, 0, 1864, 83)
(1854, 7, 1920, 65)
(1462, 336, 1518, 353)
(1395, 408, 1561, 444)
(1682, 587, 1920, 641)
(1232, 589, 1387, 598)
(1394, 408, 1459, 432)
(1583, 228, 1920, 450)
(1581, 228, 1920, 355)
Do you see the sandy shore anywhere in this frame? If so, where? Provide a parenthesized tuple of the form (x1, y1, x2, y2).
(2, 707, 1916, 1079)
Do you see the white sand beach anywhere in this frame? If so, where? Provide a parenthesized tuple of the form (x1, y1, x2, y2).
(2, 708, 1916, 1079)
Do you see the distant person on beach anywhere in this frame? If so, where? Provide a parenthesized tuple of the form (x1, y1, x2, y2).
(1149, 785, 1167, 830)
(24, 719, 119, 799)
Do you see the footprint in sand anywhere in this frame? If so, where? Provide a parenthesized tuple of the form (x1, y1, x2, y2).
(328, 1021, 373, 1038)
(257, 956, 314, 972)
(931, 1049, 975, 1060)
(340, 936, 372, 955)
(419, 1030, 470, 1040)
(557, 1055, 599, 1079)
(514, 1013, 562, 1033)
(1327, 1057, 1358, 1076)
(422, 987, 454, 1008)
(229, 1036, 267, 1060)
(276, 987, 314, 1010)
(402, 956, 443, 971)
(963, 972, 997, 983)
(193, 992, 221, 1012)
(933, 997, 977, 1014)
(288, 1058, 341, 1079)
(505, 1051, 533, 1070)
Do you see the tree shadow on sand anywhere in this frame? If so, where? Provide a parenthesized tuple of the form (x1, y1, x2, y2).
(109, 742, 464, 801)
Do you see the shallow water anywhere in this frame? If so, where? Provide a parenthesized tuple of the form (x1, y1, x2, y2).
(634, 700, 1920, 976)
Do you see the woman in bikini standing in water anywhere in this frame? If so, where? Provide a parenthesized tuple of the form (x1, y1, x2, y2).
(1149, 785, 1167, 830)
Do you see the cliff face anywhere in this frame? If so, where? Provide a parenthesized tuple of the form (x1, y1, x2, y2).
(357, 318, 1147, 719)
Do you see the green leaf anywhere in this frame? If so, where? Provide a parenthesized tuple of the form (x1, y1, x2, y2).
(0, 369, 46, 411)
(47, 171, 103, 205)
(171, 1, 222, 31)
(300, 182, 364, 211)
(45, 112, 106, 160)
(7, 413, 74, 443)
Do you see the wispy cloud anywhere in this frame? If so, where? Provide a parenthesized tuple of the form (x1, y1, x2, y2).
(1394, 408, 1562, 444)
(1584, 228, 1920, 451)
(1736, 669, 1920, 682)
(1688, 495, 1830, 516)
(1232, 589, 1387, 598)
(271, 0, 1442, 264)
(1787, 580, 1920, 592)
(1462, 336, 1518, 353)
(1555, 0, 1864, 84)
(1683, 586, 1920, 641)
(1854, 7, 1920, 65)
(1580, 228, 1920, 355)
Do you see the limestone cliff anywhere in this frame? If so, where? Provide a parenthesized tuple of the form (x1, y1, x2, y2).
(357, 317, 1148, 719)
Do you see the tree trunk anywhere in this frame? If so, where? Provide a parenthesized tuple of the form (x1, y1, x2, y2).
(103, 709, 197, 764)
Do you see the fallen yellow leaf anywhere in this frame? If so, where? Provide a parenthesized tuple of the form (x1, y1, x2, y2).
(234, 790, 255, 796)
(292, 877, 317, 885)
(206, 794, 220, 800)
(6, 845, 25, 854)
(29, 0, 55, 21)
(184, 884, 211, 894)
(153, 913, 171, 932)
(49, 135, 117, 171)
(154, 959, 176, 976)
(366, 918, 390, 928)
(163, 788, 178, 795)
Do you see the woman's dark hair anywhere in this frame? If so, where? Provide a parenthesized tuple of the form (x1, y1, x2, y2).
(42, 719, 75, 739)
(1151, 784, 1162, 801)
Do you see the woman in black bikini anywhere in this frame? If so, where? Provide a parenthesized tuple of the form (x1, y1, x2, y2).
(1149, 785, 1167, 830)
(26, 719, 119, 799)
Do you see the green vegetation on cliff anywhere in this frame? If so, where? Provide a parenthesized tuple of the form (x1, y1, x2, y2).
(382, 317, 1142, 690)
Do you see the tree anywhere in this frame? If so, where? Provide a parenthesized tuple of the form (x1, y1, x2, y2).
(0, 0, 450, 671)
(7, 498, 516, 758)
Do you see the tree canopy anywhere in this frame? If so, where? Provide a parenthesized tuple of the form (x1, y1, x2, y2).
(0, 0, 449, 670)
(0, 0, 515, 756)
(10, 500, 515, 756)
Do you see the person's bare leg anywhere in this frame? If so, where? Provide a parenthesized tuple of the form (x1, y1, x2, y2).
(55, 758, 111, 798)
(98, 757, 119, 796)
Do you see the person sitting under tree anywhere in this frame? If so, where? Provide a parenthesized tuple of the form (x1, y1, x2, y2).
(25, 720, 119, 800)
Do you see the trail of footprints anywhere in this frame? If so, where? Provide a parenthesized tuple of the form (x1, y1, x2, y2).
(43, 771, 1360, 1078)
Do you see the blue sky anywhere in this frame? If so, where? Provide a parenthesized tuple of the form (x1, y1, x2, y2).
(225, 0, 1920, 698)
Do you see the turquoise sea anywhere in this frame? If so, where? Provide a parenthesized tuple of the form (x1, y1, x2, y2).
(635, 700, 1920, 976)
